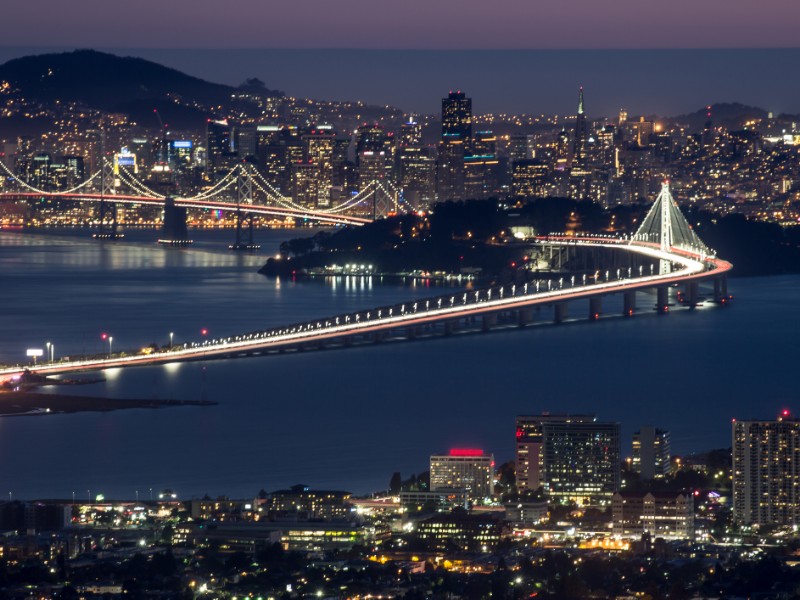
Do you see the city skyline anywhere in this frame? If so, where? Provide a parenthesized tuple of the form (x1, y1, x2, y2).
(2, 47, 800, 117)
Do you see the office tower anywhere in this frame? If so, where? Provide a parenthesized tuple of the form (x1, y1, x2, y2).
(430, 449, 494, 500)
(291, 161, 320, 208)
(235, 125, 258, 159)
(437, 139, 466, 201)
(442, 91, 472, 141)
(632, 426, 671, 480)
(206, 119, 236, 178)
(516, 414, 620, 504)
(571, 87, 589, 168)
(511, 160, 549, 197)
(303, 129, 336, 207)
(438, 91, 472, 201)
(398, 145, 436, 210)
(733, 413, 800, 526)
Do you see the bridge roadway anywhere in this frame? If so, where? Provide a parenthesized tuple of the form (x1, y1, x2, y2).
(0, 237, 732, 383)
(0, 192, 371, 226)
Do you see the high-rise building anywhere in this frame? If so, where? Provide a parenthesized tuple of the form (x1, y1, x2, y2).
(571, 87, 589, 168)
(441, 91, 472, 141)
(733, 413, 800, 526)
(398, 145, 436, 210)
(206, 119, 236, 178)
(516, 414, 620, 504)
(430, 449, 494, 500)
(511, 160, 549, 198)
(437, 91, 473, 201)
(632, 426, 671, 480)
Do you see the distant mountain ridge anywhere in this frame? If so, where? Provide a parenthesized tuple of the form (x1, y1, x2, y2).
(670, 102, 769, 130)
(0, 49, 284, 130)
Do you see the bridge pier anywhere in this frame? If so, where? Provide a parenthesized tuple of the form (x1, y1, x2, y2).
(623, 291, 636, 317)
(372, 331, 385, 343)
(554, 302, 568, 324)
(517, 306, 533, 327)
(656, 286, 669, 314)
(685, 282, 699, 308)
(714, 276, 730, 305)
(589, 297, 602, 321)
(482, 313, 498, 332)
(444, 321, 455, 336)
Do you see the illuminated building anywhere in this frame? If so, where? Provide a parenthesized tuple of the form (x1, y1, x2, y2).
(415, 511, 505, 552)
(303, 129, 336, 207)
(235, 125, 258, 158)
(291, 161, 321, 208)
(516, 414, 620, 504)
(398, 145, 436, 210)
(442, 91, 472, 141)
(612, 492, 694, 540)
(571, 86, 589, 168)
(438, 91, 473, 201)
(511, 160, 548, 197)
(733, 413, 800, 526)
(632, 426, 671, 480)
(206, 119, 236, 178)
(430, 449, 494, 500)
(437, 139, 465, 201)
(265, 485, 352, 521)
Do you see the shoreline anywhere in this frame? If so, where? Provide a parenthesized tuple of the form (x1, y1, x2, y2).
(0, 391, 216, 417)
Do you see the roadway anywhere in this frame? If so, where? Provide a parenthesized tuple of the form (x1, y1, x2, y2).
(0, 237, 732, 384)
(0, 192, 371, 226)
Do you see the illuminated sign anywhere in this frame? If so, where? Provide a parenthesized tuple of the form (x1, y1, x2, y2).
(257, 125, 280, 132)
(172, 141, 193, 149)
(26, 348, 44, 357)
(116, 155, 135, 167)
(449, 448, 484, 457)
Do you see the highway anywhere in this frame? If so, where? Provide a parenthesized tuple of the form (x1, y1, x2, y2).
(0, 237, 732, 384)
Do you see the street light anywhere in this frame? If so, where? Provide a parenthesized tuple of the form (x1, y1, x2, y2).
(46, 342, 51, 363)
(108, 336, 113, 357)
(169, 332, 174, 349)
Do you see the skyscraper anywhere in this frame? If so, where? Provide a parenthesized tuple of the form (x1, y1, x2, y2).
(430, 449, 494, 500)
(438, 91, 473, 201)
(733, 413, 800, 526)
(632, 426, 671, 480)
(441, 91, 472, 141)
(571, 86, 588, 168)
(516, 414, 620, 504)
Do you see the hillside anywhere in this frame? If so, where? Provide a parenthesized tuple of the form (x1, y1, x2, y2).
(670, 102, 768, 130)
(0, 50, 283, 129)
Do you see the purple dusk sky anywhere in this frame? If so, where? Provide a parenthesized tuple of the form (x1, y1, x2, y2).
(3, 0, 799, 49)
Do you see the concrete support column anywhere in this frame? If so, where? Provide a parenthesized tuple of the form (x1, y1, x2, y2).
(518, 306, 533, 327)
(623, 291, 636, 317)
(589, 296, 602, 321)
(714, 276, 730, 304)
(656, 286, 669, 314)
(554, 302, 568, 324)
(372, 331, 384, 343)
(482, 313, 498, 332)
(444, 321, 455, 336)
(685, 282, 699, 308)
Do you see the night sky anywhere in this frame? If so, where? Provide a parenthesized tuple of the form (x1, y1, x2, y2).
(2, 0, 798, 49)
(2, 1, 799, 116)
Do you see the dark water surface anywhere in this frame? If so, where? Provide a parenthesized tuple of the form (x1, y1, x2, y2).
(0, 227, 795, 500)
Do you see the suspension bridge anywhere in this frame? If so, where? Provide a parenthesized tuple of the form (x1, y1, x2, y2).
(0, 160, 415, 228)
(0, 182, 732, 384)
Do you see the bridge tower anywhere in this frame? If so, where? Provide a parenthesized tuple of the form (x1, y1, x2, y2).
(93, 156, 122, 240)
(230, 163, 260, 251)
(370, 180, 400, 219)
(632, 181, 709, 274)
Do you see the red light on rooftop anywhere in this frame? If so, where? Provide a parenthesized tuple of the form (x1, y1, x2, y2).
(100, 333, 108, 340)
(449, 448, 484, 457)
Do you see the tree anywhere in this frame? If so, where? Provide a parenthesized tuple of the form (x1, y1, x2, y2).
(389, 472, 402, 494)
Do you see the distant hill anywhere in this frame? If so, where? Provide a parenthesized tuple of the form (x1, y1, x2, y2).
(671, 102, 768, 130)
(0, 49, 282, 129)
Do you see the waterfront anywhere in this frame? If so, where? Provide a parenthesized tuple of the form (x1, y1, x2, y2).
(0, 227, 796, 499)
